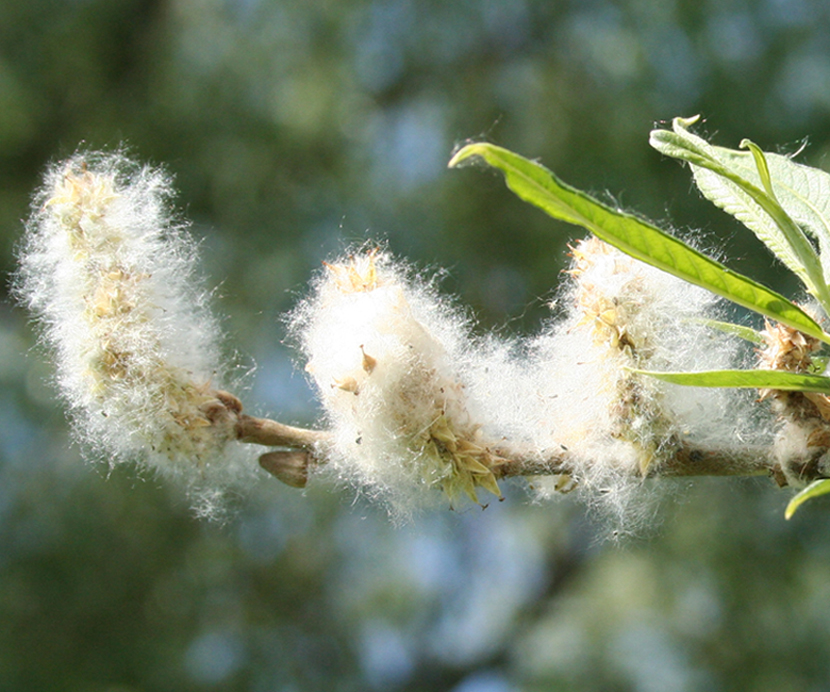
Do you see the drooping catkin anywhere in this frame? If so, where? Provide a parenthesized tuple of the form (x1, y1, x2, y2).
(16, 151, 255, 514)
(527, 237, 761, 521)
(17, 150, 772, 526)
(288, 248, 505, 518)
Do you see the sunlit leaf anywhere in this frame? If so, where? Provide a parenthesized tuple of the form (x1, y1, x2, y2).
(696, 136, 830, 286)
(811, 356, 830, 374)
(633, 368, 830, 392)
(785, 479, 830, 519)
(692, 317, 765, 345)
(449, 141, 830, 344)
(650, 116, 830, 311)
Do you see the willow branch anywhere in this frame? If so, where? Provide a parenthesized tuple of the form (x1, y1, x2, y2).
(490, 441, 774, 480)
(232, 411, 788, 488)
(235, 413, 331, 448)
(232, 414, 330, 489)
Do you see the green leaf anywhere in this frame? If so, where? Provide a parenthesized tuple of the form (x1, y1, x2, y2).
(691, 317, 765, 345)
(811, 356, 830, 375)
(785, 479, 830, 519)
(633, 368, 830, 392)
(650, 117, 830, 312)
(741, 139, 777, 200)
(697, 137, 830, 287)
(449, 141, 830, 344)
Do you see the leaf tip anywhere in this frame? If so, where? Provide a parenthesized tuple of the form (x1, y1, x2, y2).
(448, 142, 486, 169)
(784, 492, 800, 519)
(783, 478, 830, 519)
(648, 115, 700, 151)
(674, 114, 701, 130)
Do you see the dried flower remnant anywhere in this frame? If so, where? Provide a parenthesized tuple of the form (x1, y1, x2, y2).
(16, 152, 255, 503)
(758, 318, 825, 410)
(258, 450, 312, 488)
(758, 317, 830, 487)
(290, 249, 504, 515)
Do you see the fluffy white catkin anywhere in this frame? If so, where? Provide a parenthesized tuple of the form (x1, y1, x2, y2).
(16, 151, 256, 515)
(287, 241, 766, 526)
(523, 237, 765, 522)
(289, 249, 506, 518)
(17, 150, 771, 527)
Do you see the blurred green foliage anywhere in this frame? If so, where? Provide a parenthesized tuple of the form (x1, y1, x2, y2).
(4, 0, 830, 690)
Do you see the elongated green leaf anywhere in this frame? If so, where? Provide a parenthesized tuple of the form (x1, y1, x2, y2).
(785, 479, 830, 519)
(634, 368, 830, 391)
(742, 139, 776, 199)
(449, 142, 830, 344)
(691, 318, 765, 345)
(696, 138, 830, 286)
(650, 117, 830, 311)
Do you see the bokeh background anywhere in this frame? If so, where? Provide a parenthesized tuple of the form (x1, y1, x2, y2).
(3, 0, 830, 690)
